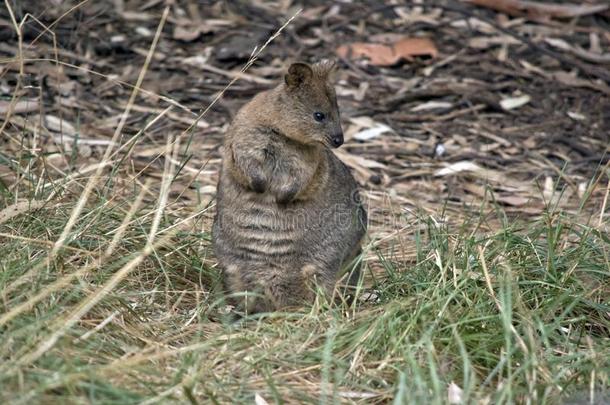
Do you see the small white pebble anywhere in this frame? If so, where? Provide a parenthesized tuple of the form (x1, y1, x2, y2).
(135, 26, 152, 37)
(255, 393, 270, 405)
(448, 381, 464, 404)
(435, 143, 446, 157)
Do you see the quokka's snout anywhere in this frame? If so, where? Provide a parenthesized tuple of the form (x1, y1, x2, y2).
(330, 130, 344, 148)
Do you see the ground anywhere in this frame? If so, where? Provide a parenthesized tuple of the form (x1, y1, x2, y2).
(0, 1, 609, 403)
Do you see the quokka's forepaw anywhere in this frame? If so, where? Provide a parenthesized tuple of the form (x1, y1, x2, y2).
(250, 175, 268, 193)
(275, 185, 299, 204)
(301, 265, 320, 279)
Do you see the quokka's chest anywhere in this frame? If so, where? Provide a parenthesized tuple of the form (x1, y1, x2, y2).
(233, 191, 325, 228)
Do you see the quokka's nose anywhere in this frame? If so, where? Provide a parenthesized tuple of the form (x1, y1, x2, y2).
(331, 132, 344, 148)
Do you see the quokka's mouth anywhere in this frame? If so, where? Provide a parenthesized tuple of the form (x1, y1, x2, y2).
(317, 135, 343, 149)
(330, 135, 344, 148)
(314, 139, 334, 149)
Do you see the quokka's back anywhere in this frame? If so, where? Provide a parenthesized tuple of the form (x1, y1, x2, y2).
(212, 61, 366, 313)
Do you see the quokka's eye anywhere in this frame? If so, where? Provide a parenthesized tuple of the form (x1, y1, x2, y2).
(313, 112, 326, 122)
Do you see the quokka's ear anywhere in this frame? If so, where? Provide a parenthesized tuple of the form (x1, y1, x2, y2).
(312, 59, 338, 82)
(285, 62, 313, 88)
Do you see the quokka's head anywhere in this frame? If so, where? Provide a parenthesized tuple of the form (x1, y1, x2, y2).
(279, 61, 344, 148)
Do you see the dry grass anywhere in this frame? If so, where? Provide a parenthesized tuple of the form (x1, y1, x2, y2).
(1, 1, 610, 403)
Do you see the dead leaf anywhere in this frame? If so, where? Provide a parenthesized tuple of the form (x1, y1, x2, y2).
(44, 115, 77, 136)
(411, 101, 453, 112)
(466, 0, 608, 21)
(348, 117, 376, 127)
(435, 161, 483, 176)
(0, 99, 40, 114)
(338, 152, 387, 169)
(336, 37, 437, 66)
(567, 111, 586, 121)
(520, 60, 610, 95)
(135, 26, 153, 37)
(336, 82, 369, 101)
(347, 117, 394, 141)
(552, 71, 610, 95)
(496, 194, 531, 206)
(544, 38, 610, 63)
(589, 33, 602, 54)
(469, 36, 520, 49)
(353, 123, 393, 141)
(173, 25, 202, 42)
(0, 199, 45, 225)
(182, 55, 210, 68)
(500, 94, 530, 110)
(543, 176, 554, 201)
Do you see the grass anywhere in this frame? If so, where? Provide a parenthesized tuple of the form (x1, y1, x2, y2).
(1, 167, 609, 404)
(1, 3, 609, 403)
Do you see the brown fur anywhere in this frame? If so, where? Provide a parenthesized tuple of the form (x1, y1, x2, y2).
(212, 61, 367, 313)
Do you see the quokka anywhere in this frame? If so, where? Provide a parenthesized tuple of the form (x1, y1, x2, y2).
(213, 61, 367, 313)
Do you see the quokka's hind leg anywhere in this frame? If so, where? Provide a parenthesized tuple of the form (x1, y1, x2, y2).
(302, 264, 349, 307)
(261, 265, 335, 311)
(222, 265, 261, 314)
(222, 264, 288, 314)
(223, 266, 291, 314)
(253, 268, 316, 311)
(225, 264, 337, 314)
(249, 267, 315, 313)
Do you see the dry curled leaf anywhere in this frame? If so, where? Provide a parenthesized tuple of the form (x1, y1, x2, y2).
(336, 37, 437, 66)
(465, 0, 608, 21)
(173, 25, 202, 42)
